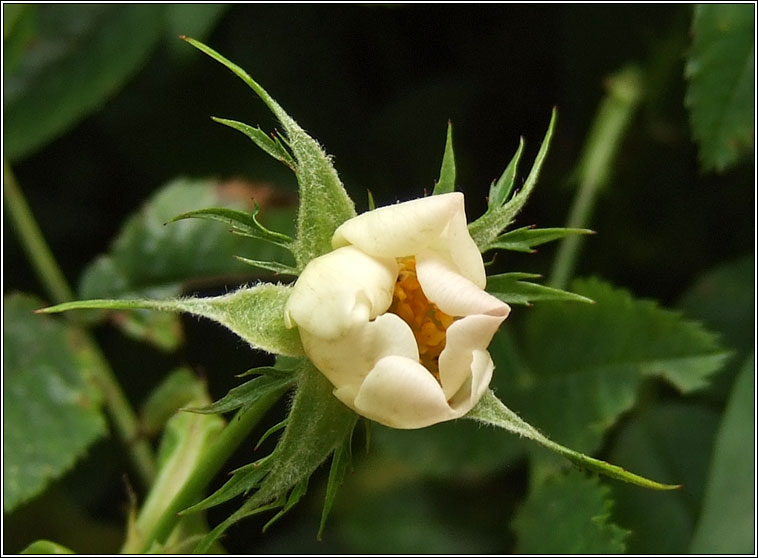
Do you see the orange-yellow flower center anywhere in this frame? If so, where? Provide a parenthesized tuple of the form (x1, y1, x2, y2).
(388, 257, 455, 379)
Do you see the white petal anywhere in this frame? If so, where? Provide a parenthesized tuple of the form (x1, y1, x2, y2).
(438, 313, 504, 399)
(299, 313, 419, 404)
(416, 254, 511, 318)
(446, 349, 493, 414)
(284, 246, 397, 339)
(353, 355, 459, 429)
(332, 193, 484, 285)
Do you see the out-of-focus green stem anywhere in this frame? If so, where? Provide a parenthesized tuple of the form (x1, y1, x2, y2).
(4, 159, 74, 304)
(122, 387, 287, 553)
(549, 66, 643, 290)
(4, 159, 157, 486)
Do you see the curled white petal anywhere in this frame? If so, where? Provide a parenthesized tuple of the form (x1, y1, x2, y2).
(284, 246, 397, 339)
(438, 315, 506, 400)
(332, 192, 485, 286)
(416, 253, 511, 318)
(353, 355, 460, 429)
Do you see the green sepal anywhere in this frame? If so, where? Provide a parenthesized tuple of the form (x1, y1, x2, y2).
(432, 121, 456, 195)
(262, 476, 310, 532)
(38, 283, 304, 357)
(186, 367, 297, 415)
(181, 457, 273, 515)
(487, 272, 594, 305)
(318, 421, 355, 539)
(191, 360, 358, 553)
(166, 204, 294, 250)
(469, 108, 557, 251)
(211, 117, 296, 170)
(488, 136, 524, 209)
(182, 37, 356, 269)
(467, 390, 680, 491)
(488, 226, 595, 253)
(233, 256, 299, 276)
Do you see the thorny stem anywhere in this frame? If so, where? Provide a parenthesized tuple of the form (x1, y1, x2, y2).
(549, 66, 643, 290)
(4, 160, 157, 486)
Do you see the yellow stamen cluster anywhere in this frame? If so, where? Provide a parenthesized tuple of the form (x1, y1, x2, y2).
(388, 257, 455, 378)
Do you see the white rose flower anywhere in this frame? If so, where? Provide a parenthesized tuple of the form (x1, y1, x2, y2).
(284, 192, 510, 429)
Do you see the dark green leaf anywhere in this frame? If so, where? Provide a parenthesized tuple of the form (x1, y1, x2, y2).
(608, 403, 720, 553)
(432, 121, 456, 195)
(77, 178, 296, 350)
(188, 368, 297, 415)
(4, 4, 164, 160)
(690, 353, 755, 554)
(488, 226, 594, 253)
(678, 254, 754, 400)
(678, 254, 754, 355)
(487, 137, 524, 209)
(3, 294, 107, 512)
(499, 277, 731, 453)
(487, 272, 594, 305)
(512, 470, 629, 554)
(685, 4, 754, 171)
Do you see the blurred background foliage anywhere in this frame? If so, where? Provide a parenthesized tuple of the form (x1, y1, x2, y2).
(3, 3, 754, 554)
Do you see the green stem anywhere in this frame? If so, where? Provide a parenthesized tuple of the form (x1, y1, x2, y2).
(4, 159, 157, 486)
(122, 388, 286, 553)
(549, 66, 643, 290)
(4, 159, 74, 304)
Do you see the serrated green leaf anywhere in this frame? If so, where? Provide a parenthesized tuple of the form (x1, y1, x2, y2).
(512, 470, 630, 554)
(487, 272, 594, 306)
(182, 37, 356, 268)
(608, 402, 720, 553)
(685, 4, 754, 171)
(432, 121, 456, 195)
(488, 137, 524, 209)
(78, 178, 296, 351)
(3, 294, 107, 512)
(488, 226, 594, 253)
(188, 368, 297, 415)
(500, 277, 731, 454)
(20, 540, 75, 554)
(41, 283, 304, 358)
(211, 118, 297, 170)
(468, 108, 557, 251)
(4, 4, 164, 160)
(192, 362, 357, 552)
(690, 353, 755, 554)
